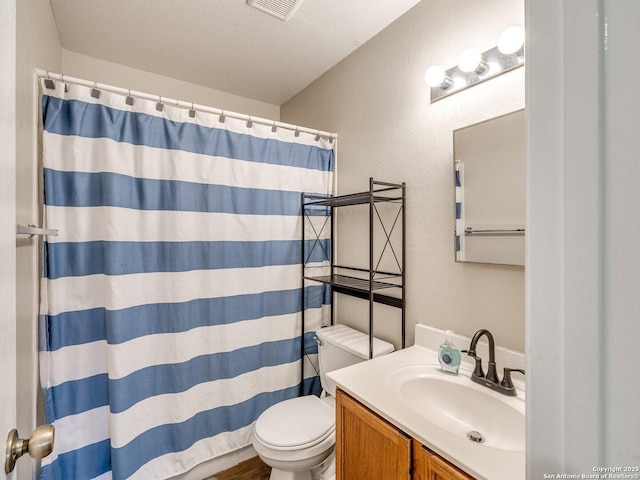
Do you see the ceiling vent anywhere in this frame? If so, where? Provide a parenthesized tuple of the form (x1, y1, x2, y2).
(246, 0, 304, 21)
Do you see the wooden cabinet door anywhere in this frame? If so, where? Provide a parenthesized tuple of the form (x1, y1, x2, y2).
(336, 389, 411, 480)
(413, 440, 475, 480)
(412, 439, 430, 480)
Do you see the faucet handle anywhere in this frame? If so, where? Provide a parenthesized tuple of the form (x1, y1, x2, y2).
(461, 349, 485, 378)
(501, 368, 525, 389)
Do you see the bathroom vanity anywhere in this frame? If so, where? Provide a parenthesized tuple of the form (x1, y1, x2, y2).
(328, 324, 525, 480)
(336, 389, 473, 479)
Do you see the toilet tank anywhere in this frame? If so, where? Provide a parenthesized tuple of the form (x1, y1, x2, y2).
(315, 324, 394, 397)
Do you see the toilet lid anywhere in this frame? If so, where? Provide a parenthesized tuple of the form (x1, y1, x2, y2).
(254, 396, 335, 449)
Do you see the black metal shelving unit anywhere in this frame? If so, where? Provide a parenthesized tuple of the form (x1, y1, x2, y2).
(301, 178, 406, 377)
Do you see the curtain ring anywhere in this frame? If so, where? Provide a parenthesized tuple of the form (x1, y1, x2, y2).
(61, 74, 69, 93)
(91, 81, 101, 99)
(271, 120, 277, 133)
(126, 89, 134, 106)
(156, 96, 164, 112)
(44, 71, 55, 90)
(247, 116, 253, 128)
(219, 110, 226, 123)
(189, 102, 196, 118)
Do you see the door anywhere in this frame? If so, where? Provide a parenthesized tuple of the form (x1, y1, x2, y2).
(336, 389, 411, 480)
(1, 0, 18, 479)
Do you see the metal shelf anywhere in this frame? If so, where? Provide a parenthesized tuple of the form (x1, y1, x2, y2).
(305, 273, 399, 291)
(301, 178, 406, 370)
(303, 191, 403, 208)
(304, 273, 403, 308)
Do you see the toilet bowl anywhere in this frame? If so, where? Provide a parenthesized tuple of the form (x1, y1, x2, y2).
(251, 324, 394, 480)
(252, 396, 335, 480)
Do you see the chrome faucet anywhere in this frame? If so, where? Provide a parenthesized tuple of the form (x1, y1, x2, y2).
(462, 329, 525, 397)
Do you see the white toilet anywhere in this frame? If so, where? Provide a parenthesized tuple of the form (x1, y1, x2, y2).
(252, 324, 394, 480)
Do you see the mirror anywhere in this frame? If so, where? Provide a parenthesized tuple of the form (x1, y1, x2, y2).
(454, 109, 525, 266)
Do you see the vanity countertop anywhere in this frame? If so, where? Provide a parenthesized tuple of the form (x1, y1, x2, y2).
(327, 324, 525, 480)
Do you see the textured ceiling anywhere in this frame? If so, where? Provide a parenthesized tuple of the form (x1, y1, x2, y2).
(50, 0, 422, 105)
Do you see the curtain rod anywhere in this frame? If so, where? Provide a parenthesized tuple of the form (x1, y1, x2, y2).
(35, 69, 337, 142)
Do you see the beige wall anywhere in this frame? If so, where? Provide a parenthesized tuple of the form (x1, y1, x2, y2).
(282, 0, 525, 351)
(15, 1, 62, 479)
(62, 50, 280, 120)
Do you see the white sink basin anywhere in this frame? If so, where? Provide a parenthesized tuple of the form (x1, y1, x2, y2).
(386, 364, 525, 452)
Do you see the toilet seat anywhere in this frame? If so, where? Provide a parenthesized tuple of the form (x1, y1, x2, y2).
(254, 396, 335, 450)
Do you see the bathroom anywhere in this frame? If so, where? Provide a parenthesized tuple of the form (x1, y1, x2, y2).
(1, 0, 639, 479)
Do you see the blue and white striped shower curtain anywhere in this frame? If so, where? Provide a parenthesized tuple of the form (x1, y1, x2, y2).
(38, 79, 333, 480)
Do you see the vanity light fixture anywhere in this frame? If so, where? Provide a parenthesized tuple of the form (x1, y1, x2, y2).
(425, 26, 525, 103)
(458, 48, 487, 74)
(424, 65, 452, 89)
(498, 26, 526, 55)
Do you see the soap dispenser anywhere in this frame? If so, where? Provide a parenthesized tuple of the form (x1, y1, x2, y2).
(438, 330, 461, 375)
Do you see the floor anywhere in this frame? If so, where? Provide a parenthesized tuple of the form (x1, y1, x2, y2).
(205, 456, 271, 480)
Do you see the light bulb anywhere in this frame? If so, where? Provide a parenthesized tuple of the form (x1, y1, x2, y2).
(424, 65, 451, 88)
(458, 48, 486, 73)
(498, 26, 525, 54)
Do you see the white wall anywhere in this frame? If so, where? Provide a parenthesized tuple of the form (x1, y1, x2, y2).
(282, 0, 525, 352)
(600, 2, 640, 464)
(527, 0, 640, 474)
(15, 1, 61, 479)
(62, 51, 280, 121)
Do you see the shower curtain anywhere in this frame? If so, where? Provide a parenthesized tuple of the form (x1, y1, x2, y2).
(38, 79, 333, 480)
(455, 161, 464, 261)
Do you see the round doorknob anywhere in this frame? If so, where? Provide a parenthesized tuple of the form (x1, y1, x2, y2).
(25, 424, 54, 459)
(5, 424, 55, 473)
